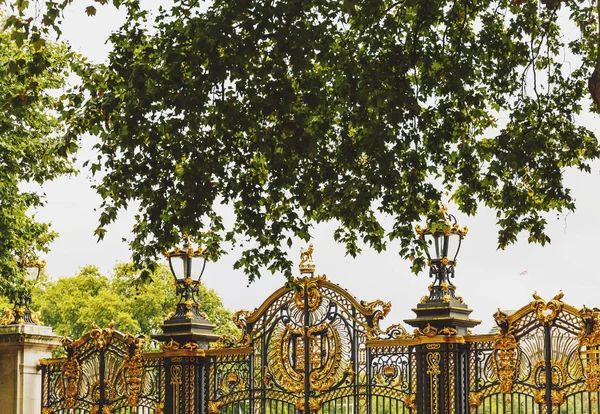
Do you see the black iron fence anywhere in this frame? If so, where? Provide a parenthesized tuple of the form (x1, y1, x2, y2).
(41, 278, 600, 414)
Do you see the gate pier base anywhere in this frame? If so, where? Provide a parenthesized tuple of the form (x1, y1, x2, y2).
(405, 295, 481, 414)
(153, 312, 219, 414)
(0, 324, 61, 414)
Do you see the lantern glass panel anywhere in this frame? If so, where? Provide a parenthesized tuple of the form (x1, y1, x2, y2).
(448, 233, 462, 261)
(169, 255, 188, 282)
(24, 265, 40, 282)
(190, 255, 206, 282)
(424, 233, 443, 261)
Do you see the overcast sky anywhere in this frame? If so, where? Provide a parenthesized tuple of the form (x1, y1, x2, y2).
(27, 2, 600, 332)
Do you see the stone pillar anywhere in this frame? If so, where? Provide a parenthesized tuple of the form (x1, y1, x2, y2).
(0, 324, 62, 414)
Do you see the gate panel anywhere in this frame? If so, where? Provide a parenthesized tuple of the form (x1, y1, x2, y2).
(40, 323, 164, 413)
(208, 274, 415, 413)
(467, 293, 598, 414)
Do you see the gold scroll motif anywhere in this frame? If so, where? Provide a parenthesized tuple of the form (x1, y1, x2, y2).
(532, 291, 564, 325)
(493, 332, 519, 394)
(89, 321, 115, 351)
(534, 389, 566, 413)
(469, 391, 482, 409)
(363, 299, 413, 340)
(207, 400, 223, 414)
(212, 309, 254, 349)
(61, 339, 81, 409)
(161, 338, 181, 351)
(413, 324, 457, 337)
(269, 321, 346, 395)
(427, 352, 441, 413)
(295, 396, 323, 413)
(0, 308, 15, 325)
(122, 335, 145, 407)
(294, 275, 326, 312)
(170, 364, 183, 413)
(402, 394, 416, 409)
(579, 306, 600, 392)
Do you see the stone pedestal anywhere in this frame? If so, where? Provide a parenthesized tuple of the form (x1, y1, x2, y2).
(0, 324, 62, 414)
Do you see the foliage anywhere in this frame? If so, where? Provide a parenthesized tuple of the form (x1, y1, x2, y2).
(2, 0, 600, 282)
(21, 263, 237, 340)
(0, 14, 79, 300)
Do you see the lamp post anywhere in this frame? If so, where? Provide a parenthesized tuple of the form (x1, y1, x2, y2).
(415, 206, 468, 303)
(405, 204, 480, 336)
(4, 258, 45, 325)
(166, 237, 207, 321)
(152, 236, 218, 348)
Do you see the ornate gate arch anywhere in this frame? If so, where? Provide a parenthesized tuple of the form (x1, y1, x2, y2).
(468, 292, 600, 414)
(207, 270, 416, 414)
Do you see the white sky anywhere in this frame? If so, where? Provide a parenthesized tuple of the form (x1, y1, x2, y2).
(27, 2, 600, 333)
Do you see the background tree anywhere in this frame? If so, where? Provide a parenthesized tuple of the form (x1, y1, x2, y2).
(19, 263, 238, 340)
(2, 0, 600, 283)
(0, 14, 79, 299)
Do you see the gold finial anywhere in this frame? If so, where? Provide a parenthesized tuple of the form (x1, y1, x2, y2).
(438, 202, 448, 215)
(299, 243, 316, 274)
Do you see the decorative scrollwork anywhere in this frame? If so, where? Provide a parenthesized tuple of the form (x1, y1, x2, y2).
(426, 352, 441, 376)
(531, 291, 564, 325)
(232, 310, 253, 347)
(468, 391, 482, 408)
(403, 394, 416, 409)
(578, 306, 600, 392)
(534, 389, 566, 411)
(493, 332, 519, 394)
(161, 338, 181, 351)
(89, 321, 115, 351)
(207, 400, 223, 414)
(413, 324, 457, 337)
(363, 299, 412, 340)
(295, 396, 323, 413)
(0, 308, 14, 325)
(294, 275, 326, 312)
(60, 337, 81, 410)
(123, 334, 145, 406)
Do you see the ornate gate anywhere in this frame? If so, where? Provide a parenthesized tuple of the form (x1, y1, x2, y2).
(39, 259, 600, 414)
(206, 273, 417, 413)
(467, 292, 600, 414)
(40, 323, 165, 413)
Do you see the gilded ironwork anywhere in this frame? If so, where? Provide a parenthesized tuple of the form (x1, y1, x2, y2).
(413, 323, 457, 337)
(122, 334, 145, 406)
(493, 332, 519, 394)
(89, 321, 115, 351)
(0, 308, 15, 325)
(299, 243, 316, 273)
(206, 269, 414, 413)
(469, 391, 482, 408)
(41, 324, 164, 414)
(208, 400, 223, 414)
(579, 306, 600, 392)
(293, 274, 325, 312)
(532, 291, 564, 325)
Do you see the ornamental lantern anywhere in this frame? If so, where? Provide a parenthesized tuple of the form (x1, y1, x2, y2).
(415, 205, 468, 303)
(415, 205, 468, 267)
(165, 237, 207, 321)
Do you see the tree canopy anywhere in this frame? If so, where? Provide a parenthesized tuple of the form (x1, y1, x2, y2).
(2, 0, 599, 283)
(0, 13, 78, 299)
(0, 263, 237, 341)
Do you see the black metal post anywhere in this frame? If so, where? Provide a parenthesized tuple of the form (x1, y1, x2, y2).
(544, 324, 552, 414)
(99, 349, 106, 414)
(304, 283, 310, 414)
